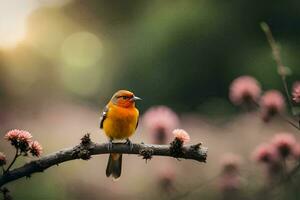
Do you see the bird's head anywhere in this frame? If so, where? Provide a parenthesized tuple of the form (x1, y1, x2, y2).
(111, 90, 142, 108)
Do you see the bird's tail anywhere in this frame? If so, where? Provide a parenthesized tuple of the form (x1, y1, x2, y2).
(106, 153, 122, 180)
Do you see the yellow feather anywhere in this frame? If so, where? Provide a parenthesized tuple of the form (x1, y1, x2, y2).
(103, 102, 139, 140)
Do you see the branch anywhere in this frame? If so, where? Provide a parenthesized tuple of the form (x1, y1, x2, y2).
(0, 135, 207, 187)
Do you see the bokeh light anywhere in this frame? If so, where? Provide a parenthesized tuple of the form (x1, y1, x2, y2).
(0, 0, 38, 48)
(60, 31, 104, 97)
(59, 64, 103, 97)
(0, 0, 72, 49)
(61, 32, 103, 68)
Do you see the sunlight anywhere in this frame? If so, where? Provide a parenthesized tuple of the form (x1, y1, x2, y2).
(0, 0, 38, 48)
(0, 0, 71, 49)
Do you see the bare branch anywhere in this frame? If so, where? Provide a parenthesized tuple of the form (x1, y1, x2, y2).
(0, 137, 207, 187)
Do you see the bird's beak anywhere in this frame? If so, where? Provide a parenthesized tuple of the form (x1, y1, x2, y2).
(132, 96, 142, 101)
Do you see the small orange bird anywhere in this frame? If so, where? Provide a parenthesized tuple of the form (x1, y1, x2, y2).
(100, 90, 141, 179)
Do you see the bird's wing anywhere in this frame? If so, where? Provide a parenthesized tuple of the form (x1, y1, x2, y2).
(135, 109, 139, 130)
(100, 105, 109, 129)
(136, 117, 139, 130)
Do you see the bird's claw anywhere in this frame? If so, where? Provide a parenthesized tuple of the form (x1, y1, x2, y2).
(107, 140, 113, 151)
(125, 139, 133, 151)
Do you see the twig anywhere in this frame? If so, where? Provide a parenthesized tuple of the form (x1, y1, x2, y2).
(260, 22, 294, 113)
(4, 149, 19, 174)
(0, 139, 207, 187)
(253, 100, 299, 130)
(279, 113, 300, 130)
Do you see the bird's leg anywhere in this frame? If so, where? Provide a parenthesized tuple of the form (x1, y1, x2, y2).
(107, 138, 113, 151)
(125, 138, 133, 151)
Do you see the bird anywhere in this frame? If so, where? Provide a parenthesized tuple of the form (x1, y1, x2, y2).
(100, 90, 141, 179)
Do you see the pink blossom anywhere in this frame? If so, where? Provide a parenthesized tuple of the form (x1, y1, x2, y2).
(0, 152, 6, 166)
(4, 129, 20, 142)
(229, 76, 261, 105)
(219, 153, 242, 192)
(143, 106, 179, 144)
(18, 130, 33, 143)
(29, 141, 43, 157)
(157, 167, 175, 193)
(221, 153, 242, 173)
(219, 173, 241, 192)
(292, 81, 300, 103)
(4, 129, 32, 143)
(271, 133, 296, 158)
(252, 143, 278, 163)
(4, 129, 33, 152)
(172, 129, 190, 144)
(260, 90, 285, 122)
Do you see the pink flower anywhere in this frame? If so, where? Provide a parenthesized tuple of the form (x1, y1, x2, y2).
(292, 81, 300, 103)
(252, 143, 278, 163)
(29, 141, 43, 157)
(4, 129, 32, 142)
(18, 130, 32, 143)
(4, 129, 20, 142)
(157, 167, 175, 193)
(172, 129, 190, 144)
(260, 90, 285, 122)
(271, 133, 296, 158)
(229, 76, 261, 105)
(219, 154, 242, 192)
(0, 152, 6, 166)
(221, 153, 242, 173)
(4, 129, 33, 152)
(143, 106, 179, 144)
(219, 173, 241, 192)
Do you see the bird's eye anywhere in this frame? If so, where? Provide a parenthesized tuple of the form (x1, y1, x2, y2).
(122, 96, 128, 99)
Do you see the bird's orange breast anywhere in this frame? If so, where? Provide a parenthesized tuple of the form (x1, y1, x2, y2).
(103, 103, 139, 140)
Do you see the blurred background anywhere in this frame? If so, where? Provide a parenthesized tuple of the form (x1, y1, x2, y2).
(1, 0, 300, 199)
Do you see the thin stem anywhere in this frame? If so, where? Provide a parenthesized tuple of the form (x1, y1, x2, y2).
(282, 76, 293, 111)
(279, 113, 300, 130)
(281, 159, 287, 179)
(260, 22, 294, 113)
(4, 148, 19, 174)
(253, 100, 299, 130)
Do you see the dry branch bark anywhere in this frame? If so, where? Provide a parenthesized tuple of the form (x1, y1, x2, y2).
(0, 137, 207, 187)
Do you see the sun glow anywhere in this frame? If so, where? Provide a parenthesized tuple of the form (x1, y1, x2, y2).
(0, 0, 71, 49)
(0, 0, 39, 48)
